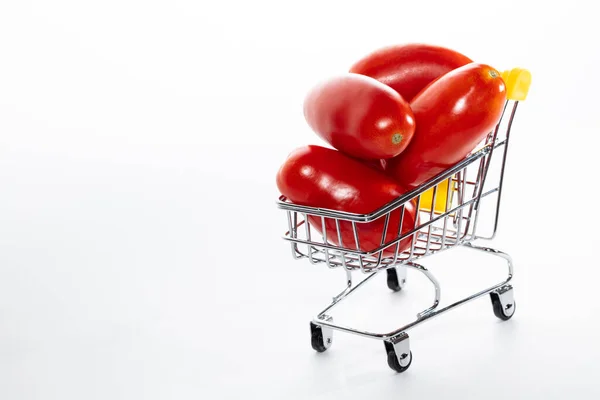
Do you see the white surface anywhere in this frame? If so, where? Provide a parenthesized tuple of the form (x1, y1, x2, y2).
(1, 1, 599, 399)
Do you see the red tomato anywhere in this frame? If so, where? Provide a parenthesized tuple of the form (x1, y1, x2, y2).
(276, 145, 418, 256)
(350, 43, 472, 102)
(303, 73, 415, 160)
(385, 63, 507, 189)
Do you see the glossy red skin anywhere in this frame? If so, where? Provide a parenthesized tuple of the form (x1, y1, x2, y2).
(277, 145, 418, 255)
(303, 73, 416, 160)
(385, 63, 507, 189)
(362, 158, 387, 172)
(347, 153, 386, 172)
(350, 43, 472, 102)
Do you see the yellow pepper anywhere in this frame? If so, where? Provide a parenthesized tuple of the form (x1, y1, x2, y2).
(419, 179, 453, 214)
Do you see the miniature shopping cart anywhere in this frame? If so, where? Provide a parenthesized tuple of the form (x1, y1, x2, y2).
(276, 68, 531, 373)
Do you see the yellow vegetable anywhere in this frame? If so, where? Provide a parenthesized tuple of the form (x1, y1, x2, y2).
(501, 68, 531, 101)
(419, 179, 453, 214)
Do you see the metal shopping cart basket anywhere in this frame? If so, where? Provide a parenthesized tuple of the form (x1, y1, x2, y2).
(276, 68, 531, 373)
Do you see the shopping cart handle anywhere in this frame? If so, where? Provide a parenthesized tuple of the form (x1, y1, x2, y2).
(501, 68, 531, 101)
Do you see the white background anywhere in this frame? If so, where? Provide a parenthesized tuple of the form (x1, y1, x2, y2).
(1, 1, 599, 399)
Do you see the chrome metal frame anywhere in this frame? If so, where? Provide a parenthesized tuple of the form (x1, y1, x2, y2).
(277, 100, 521, 368)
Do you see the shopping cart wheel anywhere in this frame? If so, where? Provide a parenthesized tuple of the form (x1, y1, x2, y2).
(387, 350, 412, 373)
(386, 267, 406, 292)
(490, 285, 516, 321)
(310, 320, 333, 352)
(384, 333, 411, 373)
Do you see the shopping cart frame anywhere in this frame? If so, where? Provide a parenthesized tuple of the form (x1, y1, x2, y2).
(276, 69, 529, 373)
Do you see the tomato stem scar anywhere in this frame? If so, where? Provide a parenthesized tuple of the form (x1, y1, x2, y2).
(392, 133, 403, 144)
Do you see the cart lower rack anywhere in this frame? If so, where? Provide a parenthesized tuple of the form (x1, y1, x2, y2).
(277, 68, 531, 373)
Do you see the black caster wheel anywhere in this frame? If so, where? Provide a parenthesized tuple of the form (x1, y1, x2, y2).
(387, 350, 412, 373)
(386, 268, 402, 292)
(310, 322, 330, 352)
(384, 336, 412, 373)
(490, 292, 516, 321)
